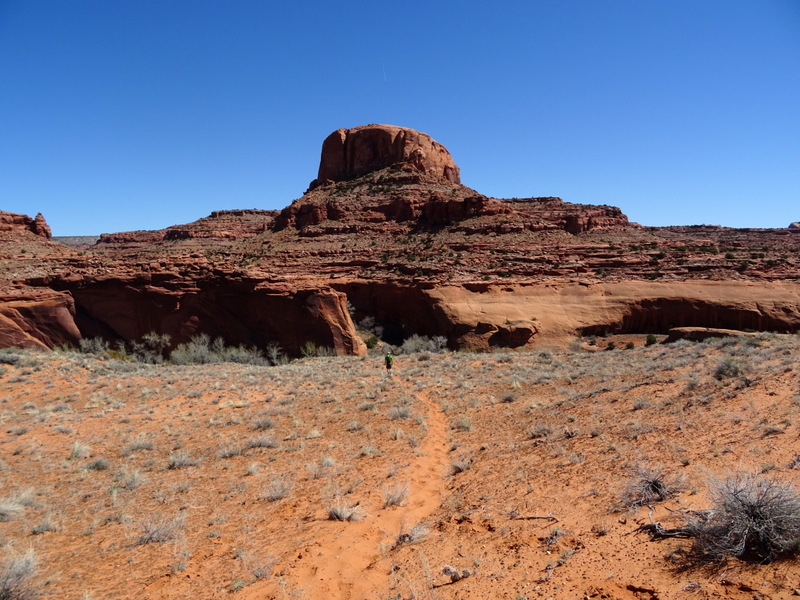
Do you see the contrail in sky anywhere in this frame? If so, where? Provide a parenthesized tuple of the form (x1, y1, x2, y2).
(381, 58, 387, 83)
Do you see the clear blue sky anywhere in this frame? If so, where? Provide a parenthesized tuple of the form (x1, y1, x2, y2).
(1, 1, 798, 235)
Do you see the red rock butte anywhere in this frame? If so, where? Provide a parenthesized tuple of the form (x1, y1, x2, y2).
(1, 124, 800, 355)
(309, 124, 461, 190)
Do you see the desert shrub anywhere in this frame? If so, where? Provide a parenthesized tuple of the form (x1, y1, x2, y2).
(217, 445, 242, 459)
(30, 517, 57, 536)
(121, 438, 154, 455)
(645, 333, 657, 346)
(245, 435, 277, 449)
(365, 335, 379, 350)
(394, 522, 430, 547)
(606, 341, 616, 351)
(78, 337, 110, 356)
(450, 458, 472, 475)
(262, 477, 293, 502)
(0, 501, 24, 523)
(621, 464, 683, 507)
(169, 335, 216, 364)
(0, 548, 37, 600)
(251, 416, 275, 431)
(687, 474, 800, 563)
(382, 483, 410, 508)
(86, 457, 110, 471)
(300, 341, 335, 358)
(399, 334, 447, 355)
(170, 334, 267, 365)
(118, 470, 147, 490)
(68, 441, 91, 460)
(135, 515, 185, 545)
(265, 343, 287, 365)
(715, 357, 743, 380)
(388, 405, 411, 420)
(127, 332, 171, 363)
(527, 424, 552, 440)
(327, 498, 363, 521)
(166, 452, 198, 470)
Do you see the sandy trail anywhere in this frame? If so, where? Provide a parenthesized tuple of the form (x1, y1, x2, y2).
(274, 382, 450, 599)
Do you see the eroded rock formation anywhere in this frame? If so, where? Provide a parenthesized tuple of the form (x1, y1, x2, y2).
(309, 124, 460, 190)
(0, 210, 52, 239)
(2, 124, 800, 354)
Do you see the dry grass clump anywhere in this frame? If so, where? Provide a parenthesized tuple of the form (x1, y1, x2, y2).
(244, 435, 277, 449)
(394, 522, 430, 548)
(121, 437, 154, 455)
(86, 457, 111, 471)
(0, 501, 24, 523)
(135, 514, 185, 545)
(714, 357, 744, 380)
(382, 482, 410, 508)
(687, 474, 800, 563)
(388, 405, 411, 420)
(262, 477, 293, 502)
(68, 441, 91, 460)
(620, 464, 683, 507)
(251, 416, 276, 431)
(166, 452, 199, 470)
(0, 548, 37, 600)
(527, 424, 551, 440)
(327, 498, 363, 522)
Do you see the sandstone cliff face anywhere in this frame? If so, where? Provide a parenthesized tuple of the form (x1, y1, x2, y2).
(3, 125, 800, 355)
(309, 124, 460, 190)
(51, 277, 366, 357)
(0, 290, 80, 349)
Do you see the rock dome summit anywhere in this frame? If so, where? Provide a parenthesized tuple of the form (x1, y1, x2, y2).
(309, 124, 461, 190)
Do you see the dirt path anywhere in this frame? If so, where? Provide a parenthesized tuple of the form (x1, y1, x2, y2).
(265, 383, 450, 600)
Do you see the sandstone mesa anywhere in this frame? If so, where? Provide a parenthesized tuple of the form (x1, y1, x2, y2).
(1, 124, 799, 353)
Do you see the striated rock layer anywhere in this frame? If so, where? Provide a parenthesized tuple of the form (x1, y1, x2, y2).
(2, 125, 800, 354)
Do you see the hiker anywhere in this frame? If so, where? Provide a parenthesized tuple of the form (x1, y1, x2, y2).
(384, 351, 394, 373)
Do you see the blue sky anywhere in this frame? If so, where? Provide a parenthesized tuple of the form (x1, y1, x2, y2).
(1, 1, 798, 235)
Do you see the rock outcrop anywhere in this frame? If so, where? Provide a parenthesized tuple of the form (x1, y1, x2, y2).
(2, 126, 800, 355)
(0, 290, 80, 349)
(0, 210, 52, 239)
(309, 124, 460, 190)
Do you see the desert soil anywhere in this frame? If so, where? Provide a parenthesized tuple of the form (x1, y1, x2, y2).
(2, 334, 800, 599)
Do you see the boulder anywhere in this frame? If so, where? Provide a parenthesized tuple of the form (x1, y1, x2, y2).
(663, 327, 757, 343)
(310, 124, 460, 189)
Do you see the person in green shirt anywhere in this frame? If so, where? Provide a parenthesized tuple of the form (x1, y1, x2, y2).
(384, 352, 394, 373)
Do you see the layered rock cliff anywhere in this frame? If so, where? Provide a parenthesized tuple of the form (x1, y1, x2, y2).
(2, 124, 800, 354)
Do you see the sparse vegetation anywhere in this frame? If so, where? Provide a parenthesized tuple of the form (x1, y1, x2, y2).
(0, 549, 37, 600)
(327, 498, 363, 522)
(687, 474, 800, 563)
(1, 332, 800, 597)
(262, 477, 293, 502)
(382, 482, 409, 507)
(135, 514, 185, 545)
(621, 464, 683, 507)
(167, 452, 198, 470)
